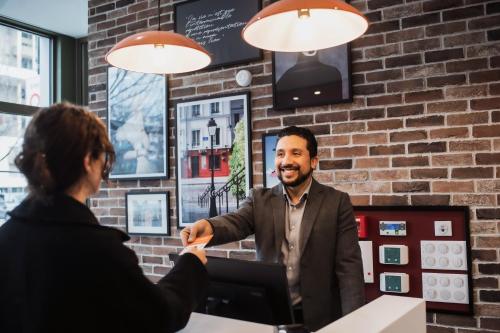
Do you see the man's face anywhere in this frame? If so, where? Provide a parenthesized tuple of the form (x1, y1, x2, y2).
(275, 135, 318, 187)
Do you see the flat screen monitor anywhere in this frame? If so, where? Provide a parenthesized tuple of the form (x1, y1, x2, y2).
(169, 254, 295, 326)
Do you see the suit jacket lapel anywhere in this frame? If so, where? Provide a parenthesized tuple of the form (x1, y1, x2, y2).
(300, 179, 325, 257)
(271, 185, 285, 259)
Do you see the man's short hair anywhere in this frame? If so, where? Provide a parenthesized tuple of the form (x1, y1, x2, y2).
(277, 126, 318, 158)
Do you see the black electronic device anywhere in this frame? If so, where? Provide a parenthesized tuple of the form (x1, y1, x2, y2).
(169, 254, 295, 326)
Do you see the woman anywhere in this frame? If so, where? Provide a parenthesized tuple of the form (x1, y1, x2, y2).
(0, 103, 208, 333)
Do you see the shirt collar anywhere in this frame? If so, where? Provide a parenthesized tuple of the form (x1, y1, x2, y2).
(283, 177, 313, 206)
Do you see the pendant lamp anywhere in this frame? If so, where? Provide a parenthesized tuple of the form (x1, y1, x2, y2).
(105, 0, 211, 74)
(242, 0, 369, 53)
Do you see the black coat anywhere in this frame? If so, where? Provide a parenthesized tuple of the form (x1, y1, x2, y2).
(0, 194, 207, 333)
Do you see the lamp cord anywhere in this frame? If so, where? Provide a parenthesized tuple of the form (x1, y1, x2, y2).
(157, 0, 160, 31)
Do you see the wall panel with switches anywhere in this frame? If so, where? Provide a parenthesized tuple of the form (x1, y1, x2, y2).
(354, 206, 472, 314)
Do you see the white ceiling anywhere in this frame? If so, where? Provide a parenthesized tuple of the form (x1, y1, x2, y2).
(0, 0, 88, 38)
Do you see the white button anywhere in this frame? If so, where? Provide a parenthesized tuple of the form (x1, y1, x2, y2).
(453, 258, 463, 268)
(291, 225, 295, 230)
(425, 289, 437, 300)
(288, 266, 292, 271)
(452, 244, 462, 254)
(454, 291, 465, 301)
(289, 244, 294, 250)
(439, 277, 450, 287)
(453, 278, 464, 288)
(440, 289, 451, 300)
(438, 244, 449, 254)
(425, 256, 436, 267)
(426, 276, 437, 286)
(424, 243, 435, 254)
(439, 257, 449, 267)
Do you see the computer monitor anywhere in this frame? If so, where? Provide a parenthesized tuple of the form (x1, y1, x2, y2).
(169, 254, 295, 326)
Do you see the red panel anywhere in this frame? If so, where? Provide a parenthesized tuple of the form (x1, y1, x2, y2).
(354, 206, 472, 315)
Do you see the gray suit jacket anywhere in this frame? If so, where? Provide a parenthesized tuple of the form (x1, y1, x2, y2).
(208, 179, 365, 331)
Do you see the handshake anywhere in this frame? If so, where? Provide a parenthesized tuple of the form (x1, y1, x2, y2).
(179, 219, 214, 265)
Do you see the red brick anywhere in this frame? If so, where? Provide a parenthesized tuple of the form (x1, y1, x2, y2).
(404, 38, 441, 53)
(393, 181, 430, 192)
(368, 0, 403, 10)
(425, 48, 464, 63)
(449, 140, 491, 151)
(405, 63, 445, 79)
(353, 83, 385, 95)
(427, 74, 466, 87)
(253, 118, 281, 130)
(372, 195, 409, 205)
(435, 314, 477, 328)
(411, 195, 450, 205)
(367, 94, 402, 106)
(350, 109, 385, 121)
(473, 124, 500, 137)
(387, 79, 425, 93)
(317, 136, 350, 146)
(405, 89, 443, 103)
(335, 170, 369, 182)
(432, 154, 473, 166)
(411, 168, 448, 179)
(387, 27, 424, 43)
(453, 194, 496, 206)
(447, 112, 489, 126)
(427, 100, 468, 113)
(332, 123, 365, 134)
(446, 85, 488, 98)
(426, 21, 466, 37)
(352, 133, 387, 145)
(283, 115, 313, 126)
(365, 69, 402, 82)
(355, 157, 390, 168)
(390, 130, 427, 142)
(471, 97, 500, 110)
(350, 195, 370, 205)
(444, 32, 486, 48)
(334, 146, 368, 158)
(408, 142, 446, 154)
(470, 69, 500, 84)
(481, 317, 500, 330)
(371, 170, 409, 180)
(367, 119, 404, 131)
(451, 167, 494, 179)
(392, 156, 429, 167)
(353, 182, 391, 193)
(387, 104, 424, 117)
(319, 159, 352, 170)
(406, 115, 444, 127)
(385, 54, 422, 68)
(315, 111, 349, 123)
(403, 13, 440, 28)
(433, 181, 474, 192)
(352, 60, 383, 72)
(443, 5, 484, 21)
(365, 44, 401, 59)
(476, 153, 500, 165)
(352, 34, 385, 48)
(366, 20, 400, 35)
(370, 144, 405, 156)
(469, 14, 500, 30)
(446, 58, 488, 73)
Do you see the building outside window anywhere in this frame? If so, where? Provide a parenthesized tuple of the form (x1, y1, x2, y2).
(191, 129, 200, 147)
(210, 102, 219, 114)
(191, 104, 200, 117)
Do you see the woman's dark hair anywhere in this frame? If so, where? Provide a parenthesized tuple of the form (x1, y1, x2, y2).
(15, 102, 115, 198)
(277, 126, 318, 158)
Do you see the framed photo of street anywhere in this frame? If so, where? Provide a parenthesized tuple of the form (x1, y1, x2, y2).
(126, 191, 170, 236)
(272, 44, 352, 110)
(107, 66, 168, 180)
(175, 92, 252, 227)
(174, 0, 262, 69)
(262, 133, 280, 188)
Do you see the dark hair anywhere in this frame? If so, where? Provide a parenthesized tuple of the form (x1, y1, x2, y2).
(276, 126, 318, 158)
(15, 102, 115, 198)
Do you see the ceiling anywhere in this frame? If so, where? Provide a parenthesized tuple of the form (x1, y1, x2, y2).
(0, 0, 88, 38)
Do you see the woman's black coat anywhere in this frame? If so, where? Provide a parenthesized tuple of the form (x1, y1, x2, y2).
(0, 194, 208, 333)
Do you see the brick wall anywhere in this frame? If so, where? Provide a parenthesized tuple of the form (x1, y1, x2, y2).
(87, 0, 500, 331)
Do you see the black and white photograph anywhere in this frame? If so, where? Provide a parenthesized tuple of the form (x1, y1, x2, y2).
(272, 44, 352, 110)
(262, 133, 279, 188)
(107, 66, 168, 180)
(175, 93, 252, 227)
(126, 192, 170, 236)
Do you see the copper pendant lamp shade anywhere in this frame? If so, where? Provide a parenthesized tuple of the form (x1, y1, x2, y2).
(105, 30, 211, 74)
(242, 0, 369, 52)
(105, 0, 210, 74)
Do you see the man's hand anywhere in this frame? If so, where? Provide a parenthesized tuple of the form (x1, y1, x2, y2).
(183, 247, 207, 265)
(180, 219, 214, 247)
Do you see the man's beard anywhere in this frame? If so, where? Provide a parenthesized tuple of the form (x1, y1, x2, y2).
(277, 165, 313, 187)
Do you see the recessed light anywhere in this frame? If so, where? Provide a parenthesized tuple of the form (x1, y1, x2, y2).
(293, 97, 299, 101)
(314, 90, 321, 95)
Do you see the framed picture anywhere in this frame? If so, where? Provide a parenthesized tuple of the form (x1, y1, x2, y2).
(272, 44, 352, 110)
(175, 92, 252, 227)
(174, 0, 262, 69)
(262, 133, 280, 188)
(107, 66, 168, 180)
(126, 191, 170, 236)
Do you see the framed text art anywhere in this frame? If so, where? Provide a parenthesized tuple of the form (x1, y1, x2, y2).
(272, 44, 352, 110)
(126, 191, 170, 236)
(174, 0, 262, 68)
(107, 66, 168, 180)
(175, 92, 252, 227)
(262, 133, 279, 188)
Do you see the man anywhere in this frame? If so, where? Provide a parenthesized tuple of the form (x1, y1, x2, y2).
(181, 126, 365, 331)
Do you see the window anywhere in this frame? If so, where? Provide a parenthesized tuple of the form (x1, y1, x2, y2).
(0, 112, 30, 226)
(210, 102, 220, 114)
(191, 130, 200, 147)
(209, 155, 221, 170)
(215, 127, 220, 146)
(191, 105, 200, 117)
(0, 23, 51, 107)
